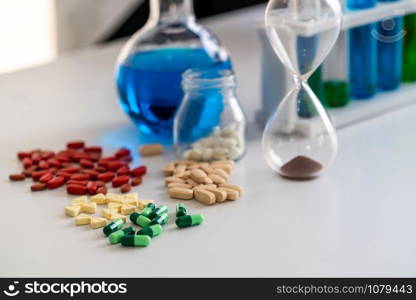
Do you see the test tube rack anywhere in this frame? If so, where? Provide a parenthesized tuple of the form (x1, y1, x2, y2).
(257, 0, 416, 129)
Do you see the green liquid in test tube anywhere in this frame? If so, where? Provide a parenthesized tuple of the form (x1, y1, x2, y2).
(403, 13, 416, 82)
(323, 31, 349, 108)
(323, 81, 349, 107)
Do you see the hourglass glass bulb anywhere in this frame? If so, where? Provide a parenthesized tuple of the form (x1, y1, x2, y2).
(263, 0, 342, 179)
(265, 0, 342, 78)
(262, 81, 338, 179)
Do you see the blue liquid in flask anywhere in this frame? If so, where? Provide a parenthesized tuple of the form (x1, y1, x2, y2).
(116, 48, 232, 137)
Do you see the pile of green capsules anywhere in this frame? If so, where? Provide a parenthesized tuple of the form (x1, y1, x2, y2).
(103, 203, 204, 247)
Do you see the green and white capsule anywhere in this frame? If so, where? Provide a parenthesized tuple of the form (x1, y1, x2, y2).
(108, 227, 135, 245)
(176, 203, 187, 217)
(141, 203, 156, 218)
(149, 205, 168, 219)
(150, 213, 169, 226)
(137, 224, 163, 238)
(176, 214, 204, 228)
(121, 234, 151, 247)
(103, 218, 124, 236)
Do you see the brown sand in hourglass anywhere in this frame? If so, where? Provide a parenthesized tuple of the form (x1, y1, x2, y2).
(280, 156, 323, 179)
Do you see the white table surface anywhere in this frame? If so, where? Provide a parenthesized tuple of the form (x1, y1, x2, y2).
(1, 5, 416, 277)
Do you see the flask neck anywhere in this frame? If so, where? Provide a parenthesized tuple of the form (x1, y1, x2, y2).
(150, 0, 195, 24)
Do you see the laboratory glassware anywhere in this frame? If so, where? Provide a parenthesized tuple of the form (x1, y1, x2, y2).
(403, 13, 416, 82)
(263, 0, 342, 179)
(377, 0, 403, 91)
(347, 0, 376, 9)
(323, 0, 348, 107)
(174, 68, 246, 162)
(323, 31, 349, 107)
(348, 0, 377, 99)
(116, 0, 232, 138)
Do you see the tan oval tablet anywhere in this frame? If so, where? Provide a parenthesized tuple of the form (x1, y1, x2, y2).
(139, 144, 164, 156)
(164, 162, 175, 177)
(213, 168, 229, 181)
(219, 183, 242, 196)
(193, 184, 217, 191)
(204, 187, 227, 203)
(167, 183, 193, 189)
(212, 164, 232, 174)
(188, 163, 202, 170)
(211, 160, 235, 167)
(190, 169, 208, 184)
(174, 164, 187, 174)
(186, 178, 199, 187)
(203, 176, 213, 184)
(165, 176, 186, 186)
(218, 187, 239, 201)
(212, 160, 235, 167)
(168, 187, 194, 200)
(200, 164, 215, 175)
(208, 174, 226, 184)
(194, 189, 216, 205)
(204, 184, 218, 189)
(175, 160, 196, 166)
(174, 171, 190, 180)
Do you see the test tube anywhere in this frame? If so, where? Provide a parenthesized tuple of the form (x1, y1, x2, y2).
(323, 31, 349, 107)
(347, 0, 377, 9)
(377, 0, 403, 91)
(348, 0, 378, 99)
(403, 13, 416, 82)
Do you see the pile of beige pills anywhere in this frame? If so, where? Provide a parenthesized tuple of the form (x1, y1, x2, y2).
(164, 160, 242, 205)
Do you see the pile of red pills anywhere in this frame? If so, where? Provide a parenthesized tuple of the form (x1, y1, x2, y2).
(9, 141, 147, 195)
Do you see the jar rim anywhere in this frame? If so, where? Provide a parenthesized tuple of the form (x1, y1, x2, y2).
(182, 68, 236, 91)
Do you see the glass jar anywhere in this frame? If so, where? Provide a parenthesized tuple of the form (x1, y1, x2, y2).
(174, 69, 246, 162)
(115, 0, 232, 138)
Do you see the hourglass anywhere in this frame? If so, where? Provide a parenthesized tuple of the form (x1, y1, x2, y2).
(263, 0, 342, 179)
